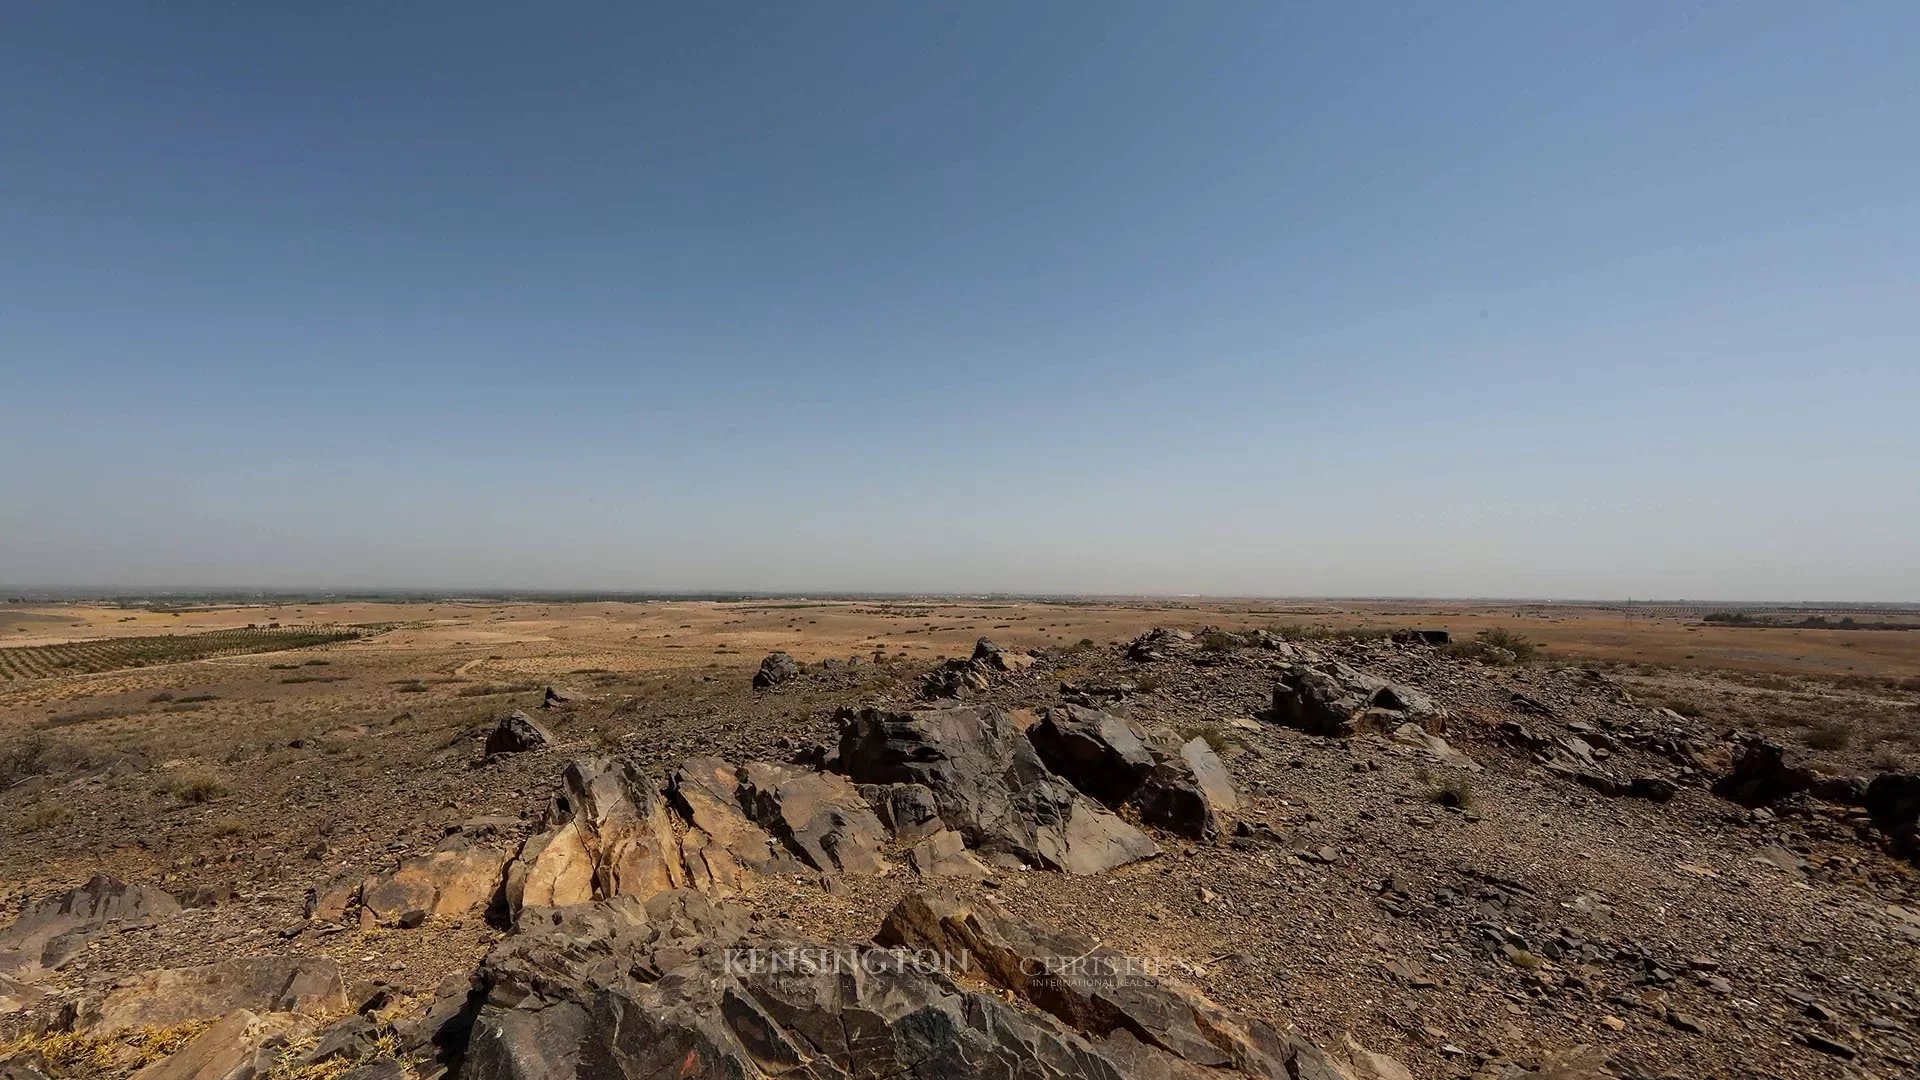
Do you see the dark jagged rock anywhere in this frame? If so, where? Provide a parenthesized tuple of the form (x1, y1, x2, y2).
(541, 685, 584, 708)
(1712, 734, 1817, 807)
(454, 887, 1354, 1080)
(859, 782, 945, 842)
(484, 709, 554, 756)
(1027, 706, 1157, 807)
(1271, 662, 1443, 737)
(1866, 772, 1920, 855)
(918, 640, 1035, 701)
(1810, 774, 1870, 806)
(1627, 776, 1679, 803)
(970, 636, 1034, 673)
(750, 651, 801, 689)
(921, 663, 989, 699)
(1134, 737, 1240, 840)
(835, 706, 1159, 874)
(1127, 627, 1195, 662)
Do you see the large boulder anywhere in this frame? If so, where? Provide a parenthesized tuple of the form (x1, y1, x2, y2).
(1866, 772, 1920, 855)
(1134, 737, 1240, 841)
(1271, 663, 1443, 737)
(359, 834, 513, 928)
(751, 651, 801, 689)
(79, 957, 346, 1034)
(1127, 628, 1195, 662)
(834, 707, 1159, 874)
(1712, 734, 1817, 807)
(1027, 706, 1157, 807)
(859, 782, 945, 843)
(668, 757, 792, 897)
(504, 758, 684, 917)
(738, 762, 890, 876)
(484, 710, 554, 756)
(0, 875, 181, 978)
(970, 637, 1034, 673)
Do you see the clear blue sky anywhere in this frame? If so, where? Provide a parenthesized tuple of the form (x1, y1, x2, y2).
(3, 4, 1915, 599)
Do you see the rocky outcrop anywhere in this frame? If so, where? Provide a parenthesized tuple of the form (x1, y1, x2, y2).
(78, 956, 346, 1034)
(737, 762, 890, 875)
(1025, 708, 1241, 841)
(451, 885, 1385, 1080)
(1134, 736, 1240, 840)
(668, 756, 792, 897)
(835, 706, 1159, 874)
(751, 651, 801, 689)
(1027, 705, 1158, 806)
(0, 875, 180, 979)
(358, 833, 513, 928)
(1712, 734, 1817, 807)
(1272, 663, 1443, 737)
(484, 710, 554, 756)
(1866, 772, 1920, 856)
(970, 636, 1034, 673)
(1127, 627, 1196, 662)
(879, 891, 1379, 1078)
(505, 757, 683, 916)
(920, 638, 1035, 699)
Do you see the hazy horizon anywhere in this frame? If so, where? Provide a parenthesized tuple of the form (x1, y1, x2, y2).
(5, 5, 1917, 602)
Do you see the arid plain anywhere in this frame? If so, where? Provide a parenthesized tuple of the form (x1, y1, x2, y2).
(3, 596, 1918, 1079)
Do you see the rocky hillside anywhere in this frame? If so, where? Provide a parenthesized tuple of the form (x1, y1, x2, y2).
(2, 630, 1917, 1079)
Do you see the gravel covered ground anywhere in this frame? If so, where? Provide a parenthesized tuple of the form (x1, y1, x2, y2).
(3, 611, 1918, 1078)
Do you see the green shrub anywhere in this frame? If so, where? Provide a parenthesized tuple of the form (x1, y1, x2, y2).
(1425, 774, 1476, 809)
(1474, 627, 1537, 661)
(165, 773, 228, 805)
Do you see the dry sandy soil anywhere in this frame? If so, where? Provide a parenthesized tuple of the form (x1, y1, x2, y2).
(2, 597, 1917, 1078)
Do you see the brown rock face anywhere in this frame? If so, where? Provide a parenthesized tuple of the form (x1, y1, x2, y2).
(81, 956, 346, 1034)
(358, 834, 512, 928)
(669, 756, 791, 897)
(504, 757, 685, 917)
(904, 828, 992, 879)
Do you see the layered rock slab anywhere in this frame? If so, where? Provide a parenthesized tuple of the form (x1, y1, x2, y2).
(834, 706, 1158, 874)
